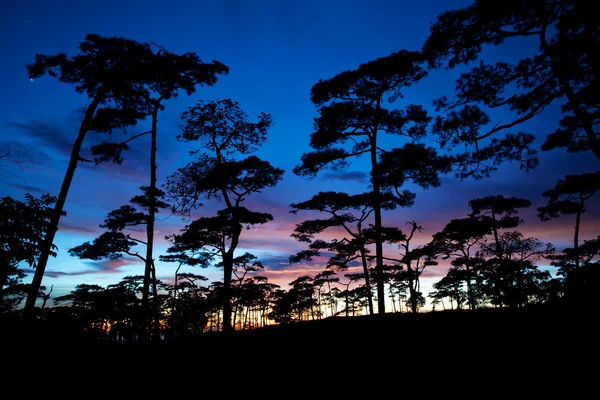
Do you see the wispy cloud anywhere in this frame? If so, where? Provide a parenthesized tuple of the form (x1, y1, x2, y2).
(58, 221, 103, 236)
(7, 119, 75, 158)
(321, 170, 368, 183)
(0, 140, 51, 167)
(4, 181, 48, 195)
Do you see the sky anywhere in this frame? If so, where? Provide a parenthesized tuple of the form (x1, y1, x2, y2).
(1, 0, 598, 310)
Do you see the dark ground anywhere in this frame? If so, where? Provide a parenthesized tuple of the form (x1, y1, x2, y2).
(5, 303, 597, 354)
(3, 304, 598, 386)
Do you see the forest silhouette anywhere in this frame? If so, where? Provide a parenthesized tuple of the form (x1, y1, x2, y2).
(1, 0, 599, 349)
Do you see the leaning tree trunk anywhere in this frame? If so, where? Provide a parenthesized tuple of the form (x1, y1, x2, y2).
(24, 96, 102, 318)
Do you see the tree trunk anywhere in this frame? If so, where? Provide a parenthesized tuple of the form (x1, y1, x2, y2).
(370, 134, 386, 315)
(143, 105, 159, 341)
(151, 261, 160, 338)
(407, 264, 418, 314)
(359, 242, 375, 315)
(232, 295, 239, 330)
(345, 291, 349, 317)
(222, 244, 236, 333)
(491, 214, 503, 259)
(465, 266, 476, 310)
(24, 96, 102, 317)
(573, 196, 583, 267)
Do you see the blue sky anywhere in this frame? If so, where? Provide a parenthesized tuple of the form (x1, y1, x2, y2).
(1, 0, 598, 308)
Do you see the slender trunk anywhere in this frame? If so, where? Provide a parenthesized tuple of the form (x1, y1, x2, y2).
(317, 288, 322, 318)
(370, 135, 385, 315)
(143, 105, 159, 340)
(345, 290, 349, 317)
(173, 262, 181, 335)
(24, 96, 102, 317)
(465, 266, 475, 310)
(222, 253, 233, 332)
(573, 196, 583, 267)
(232, 297, 238, 329)
(407, 263, 417, 314)
(359, 242, 375, 315)
(516, 273, 523, 308)
(222, 223, 240, 333)
(491, 214, 502, 259)
(455, 291, 461, 310)
(328, 283, 335, 316)
(151, 262, 160, 338)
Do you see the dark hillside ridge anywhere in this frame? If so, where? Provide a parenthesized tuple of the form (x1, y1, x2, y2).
(4, 303, 596, 346)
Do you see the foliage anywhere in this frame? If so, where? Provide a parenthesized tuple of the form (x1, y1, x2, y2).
(69, 187, 169, 263)
(165, 99, 284, 332)
(295, 50, 453, 315)
(0, 193, 62, 312)
(423, 0, 600, 163)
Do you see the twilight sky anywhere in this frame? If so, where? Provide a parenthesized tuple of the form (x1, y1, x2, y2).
(1, 0, 598, 310)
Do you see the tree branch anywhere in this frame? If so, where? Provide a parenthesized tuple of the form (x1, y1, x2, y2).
(126, 234, 148, 246)
(122, 130, 153, 145)
(475, 100, 550, 141)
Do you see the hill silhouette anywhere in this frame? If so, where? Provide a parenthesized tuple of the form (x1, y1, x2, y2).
(5, 304, 596, 356)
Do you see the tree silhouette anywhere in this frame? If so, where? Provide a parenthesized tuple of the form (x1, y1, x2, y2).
(231, 276, 279, 330)
(104, 276, 144, 341)
(289, 191, 399, 315)
(558, 237, 600, 305)
(162, 272, 209, 338)
(219, 252, 264, 329)
(538, 172, 600, 269)
(0, 193, 61, 313)
(314, 270, 340, 317)
(380, 221, 437, 313)
(430, 268, 468, 310)
(294, 50, 434, 314)
(477, 231, 554, 308)
(54, 284, 106, 336)
(466, 195, 550, 308)
(468, 195, 532, 260)
(159, 253, 206, 302)
(23, 34, 162, 315)
(288, 275, 319, 321)
(91, 45, 228, 338)
(164, 99, 284, 333)
(430, 216, 491, 309)
(68, 186, 169, 337)
(337, 273, 367, 316)
(251, 279, 280, 328)
(267, 276, 321, 324)
(423, 0, 600, 165)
